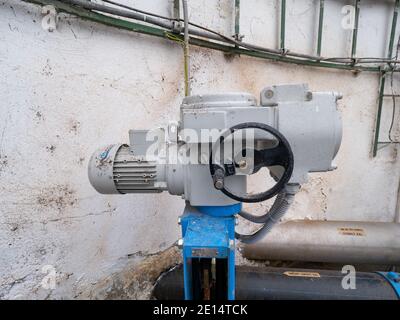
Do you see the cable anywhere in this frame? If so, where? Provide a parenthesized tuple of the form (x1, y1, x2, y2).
(238, 192, 286, 224)
(235, 190, 296, 244)
(101, 0, 176, 21)
(61, 0, 174, 29)
(235, 184, 299, 243)
(92, 0, 400, 67)
(57, 0, 400, 70)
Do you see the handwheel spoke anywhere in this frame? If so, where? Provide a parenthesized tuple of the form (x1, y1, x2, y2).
(260, 143, 290, 167)
(210, 122, 293, 203)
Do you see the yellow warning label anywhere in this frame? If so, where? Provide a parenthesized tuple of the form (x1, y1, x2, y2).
(283, 271, 321, 278)
(338, 227, 365, 236)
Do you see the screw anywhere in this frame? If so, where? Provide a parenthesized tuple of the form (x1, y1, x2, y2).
(264, 89, 274, 99)
(306, 91, 313, 101)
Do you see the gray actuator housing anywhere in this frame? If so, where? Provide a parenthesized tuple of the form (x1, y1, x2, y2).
(88, 84, 342, 206)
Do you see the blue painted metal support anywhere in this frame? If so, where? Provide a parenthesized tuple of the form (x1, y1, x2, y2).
(378, 271, 400, 298)
(180, 203, 240, 300)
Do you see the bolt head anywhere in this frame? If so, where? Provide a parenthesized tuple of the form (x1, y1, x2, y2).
(264, 89, 274, 99)
(238, 160, 247, 169)
(214, 180, 224, 190)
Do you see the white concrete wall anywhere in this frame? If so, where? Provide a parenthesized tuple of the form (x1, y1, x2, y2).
(1, 0, 399, 299)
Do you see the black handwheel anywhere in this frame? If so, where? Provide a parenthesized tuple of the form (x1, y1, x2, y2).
(209, 122, 294, 203)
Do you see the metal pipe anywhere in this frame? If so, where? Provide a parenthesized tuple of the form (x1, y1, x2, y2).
(234, 0, 240, 40)
(317, 0, 324, 57)
(373, 72, 387, 157)
(241, 220, 400, 265)
(92, 0, 400, 66)
(153, 265, 399, 300)
(173, 0, 180, 20)
(387, 0, 400, 59)
(182, 0, 190, 96)
(23, 0, 382, 72)
(62, 0, 174, 30)
(372, 0, 399, 157)
(395, 177, 400, 223)
(280, 0, 286, 51)
(351, 0, 360, 58)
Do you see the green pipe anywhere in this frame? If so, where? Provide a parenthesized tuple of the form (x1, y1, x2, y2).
(373, 72, 387, 157)
(29, 0, 168, 37)
(372, 0, 399, 156)
(234, 0, 240, 39)
(351, 0, 360, 58)
(23, 0, 380, 72)
(387, 0, 400, 59)
(317, 0, 324, 57)
(280, 0, 286, 50)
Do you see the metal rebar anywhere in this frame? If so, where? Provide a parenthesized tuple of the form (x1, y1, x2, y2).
(43, 0, 382, 66)
(234, 0, 240, 40)
(388, 0, 400, 59)
(351, 0, 360, 58)
(280, 0, 286, 51)
(373, 72, 387, 157)
(182, 0, 190, 96)
(317, 0, 324, 57)
(372, 0, 399, 156)
(22, 0, 382, 73)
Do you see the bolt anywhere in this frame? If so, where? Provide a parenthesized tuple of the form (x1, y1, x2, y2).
(177, 238, 184, 249)
(238, 160, 247, 169)
(214, 179, 224, 190)
(306, 91, 313, 101)
(178, 217, 181, 225)
(264, 89, 274, 99)
(235, 217, 239, 226)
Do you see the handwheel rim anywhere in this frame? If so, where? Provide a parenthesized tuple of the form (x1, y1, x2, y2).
(209, 122, 294, 203)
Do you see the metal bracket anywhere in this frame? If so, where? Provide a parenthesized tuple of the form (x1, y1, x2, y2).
(180, 204, 237, 300)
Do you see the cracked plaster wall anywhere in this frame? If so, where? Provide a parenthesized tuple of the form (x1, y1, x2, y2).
(1, 0, 400, 299)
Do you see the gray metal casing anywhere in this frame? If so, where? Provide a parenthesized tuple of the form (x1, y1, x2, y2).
(88, 84, 342, 206)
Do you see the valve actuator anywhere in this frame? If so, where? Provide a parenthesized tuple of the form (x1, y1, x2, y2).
(88, 83, 342, 207)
